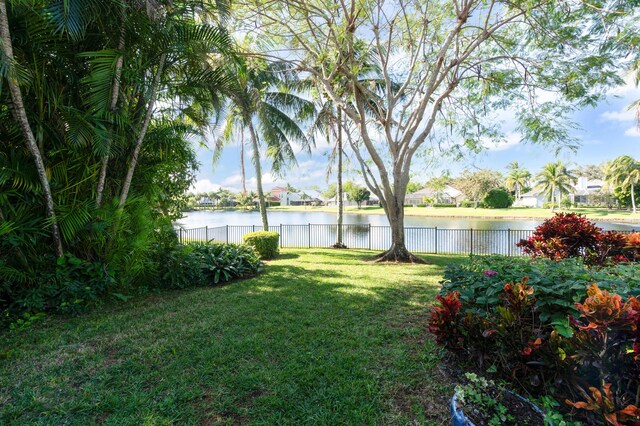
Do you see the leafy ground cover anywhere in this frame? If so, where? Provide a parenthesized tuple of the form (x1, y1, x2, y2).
(270, 206, 640, 222)
(0, 249, 464, 425)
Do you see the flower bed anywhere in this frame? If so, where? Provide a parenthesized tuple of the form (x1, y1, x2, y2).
(430, 215, 640, 425)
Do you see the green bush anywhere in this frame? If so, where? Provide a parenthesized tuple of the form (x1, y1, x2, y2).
(0, 253, 117, 325)
(187, 242, 263, 284)
(433, 203, 457, 208)
(482, 188, 514, 208)
(243, 231, 280, 259)
(416, 203, 427, 208)
(440, 255, 640, 327)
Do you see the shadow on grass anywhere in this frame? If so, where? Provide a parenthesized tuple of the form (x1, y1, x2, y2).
(0, 250, 453, 426)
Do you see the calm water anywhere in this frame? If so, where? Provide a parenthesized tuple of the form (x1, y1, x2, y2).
(175, 210, 639, 231)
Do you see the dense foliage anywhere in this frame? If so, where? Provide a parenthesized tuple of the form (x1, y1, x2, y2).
(0, 1, 236, 324)
(517, 213, 638, 265)
(431, 271, 640, 425)
(482, 188, 514, 209)
(441, 256, 640, 328)
(243, 231, 280, 259)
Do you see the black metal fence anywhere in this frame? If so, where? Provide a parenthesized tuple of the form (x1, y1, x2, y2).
(175, 224, 555, 256)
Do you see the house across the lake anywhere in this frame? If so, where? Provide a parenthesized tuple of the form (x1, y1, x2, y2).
(405, 185, 463, 206)
(271, 187, 325, 206)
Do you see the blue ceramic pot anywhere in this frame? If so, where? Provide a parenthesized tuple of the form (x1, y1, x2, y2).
(450, 391, 547, 426)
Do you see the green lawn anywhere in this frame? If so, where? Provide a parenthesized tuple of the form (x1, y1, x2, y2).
(270, 205, 640, 222)
(0, 249, 465, 426)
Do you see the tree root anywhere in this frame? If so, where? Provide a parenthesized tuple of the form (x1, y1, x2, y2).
(374, 246, 427, 264)
(331, 242, 348, 249)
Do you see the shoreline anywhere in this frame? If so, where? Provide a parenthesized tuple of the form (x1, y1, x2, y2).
(183, 206, 640, 226)
(265, 206, 640, 225)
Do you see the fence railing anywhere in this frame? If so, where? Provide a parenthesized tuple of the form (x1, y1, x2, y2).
(176, 224, 637, 256)
(176, 224, 545, 256)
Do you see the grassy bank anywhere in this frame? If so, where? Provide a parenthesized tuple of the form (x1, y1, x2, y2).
(269, 205, 640, 223)
(0, 249, 465, 425)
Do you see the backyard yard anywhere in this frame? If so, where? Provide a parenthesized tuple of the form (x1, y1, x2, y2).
(0, 250, 465, 425)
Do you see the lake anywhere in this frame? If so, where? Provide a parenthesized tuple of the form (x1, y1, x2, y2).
(176, 210, 639, 231)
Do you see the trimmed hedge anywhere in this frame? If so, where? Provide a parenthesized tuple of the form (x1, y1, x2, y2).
(243, 231, 280, 259)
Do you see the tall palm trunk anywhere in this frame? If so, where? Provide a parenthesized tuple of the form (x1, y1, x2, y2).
(0, 0, 64, 257)
(96, 20, 126, 207)
(335, 109, 344, 247)
(119, 53, 166, 207)
(551, 184, 556, 212)
(248, 123, 268, 230)
(631, 183, 637, 214)
(240, 127, 246, 194)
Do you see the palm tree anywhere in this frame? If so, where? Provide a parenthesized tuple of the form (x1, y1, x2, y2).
(0, 0, 64, 257)
(535, 161, 576, 212)
(214, 61, 314, 230)
(505, 162, 532, 203)
(606, 155, 640, 213)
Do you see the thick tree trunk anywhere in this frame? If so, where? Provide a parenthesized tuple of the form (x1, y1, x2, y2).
(0, 0, 64, 257)
(333, 109, 346, 248)
(119, 53, 166, 207)
(375, 193, 424, 263)
(632, 183, 636, 214)
(377, 176, 425, 263)
(96, 21, 126, 207)
(248, 123, 268, 230)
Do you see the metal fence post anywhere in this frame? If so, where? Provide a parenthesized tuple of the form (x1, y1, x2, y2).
(226, 224, 229, 243)
(507, 229, 511, 256)
(470, 228, 473, 255)
(280, 224, 283, 248)
(435, 227, 438, 254)
(308, 223, 311, 248)
(368, 224, 371, 250)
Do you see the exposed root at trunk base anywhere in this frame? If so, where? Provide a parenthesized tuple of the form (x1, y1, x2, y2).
(331, 242, 348, 249)
(374, 246, 427, 264)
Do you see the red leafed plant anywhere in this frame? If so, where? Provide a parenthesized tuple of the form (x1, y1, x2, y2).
(501, 277, 536, 313)
(566, 384, 640, 426)
(428, 291, 462, 346)
(566, 284, 640, 425)
(517, 213, 633, 265)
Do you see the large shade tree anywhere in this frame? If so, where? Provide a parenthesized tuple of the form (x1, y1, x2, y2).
(239, 0, 634, 262)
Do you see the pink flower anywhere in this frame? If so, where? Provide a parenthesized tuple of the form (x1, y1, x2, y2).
(483, 270, 498, 278)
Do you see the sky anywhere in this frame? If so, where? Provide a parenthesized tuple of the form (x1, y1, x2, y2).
(190, 78, 640, 195)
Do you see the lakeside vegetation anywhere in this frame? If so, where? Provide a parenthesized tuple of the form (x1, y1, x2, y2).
(0, 250, 464, 425)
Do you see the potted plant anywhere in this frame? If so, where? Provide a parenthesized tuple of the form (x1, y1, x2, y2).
(450, 373, 545, 426)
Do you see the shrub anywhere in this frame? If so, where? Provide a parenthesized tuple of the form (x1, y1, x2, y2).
(517, 213, 631, 265)
(441, 255, 640, 327)
(152, 244, 206, 289)
(482, 188, 514, 208)
(416, 203, 427, 208)
(188, 242, 263, 284)
(0, 253, 117, 326)
(243, 231, 279, 259)
(433, 203, 458, 208)
(560, 197, 572, 209)
(429, 281, 640, 425)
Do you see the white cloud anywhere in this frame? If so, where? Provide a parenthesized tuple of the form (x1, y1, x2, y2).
(481, 132, 521, 151)
(624, 126, 640, 138)
(601, 107, 637, 123)
(607, 74, 640, 98)
(190, 179, 220, 193)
